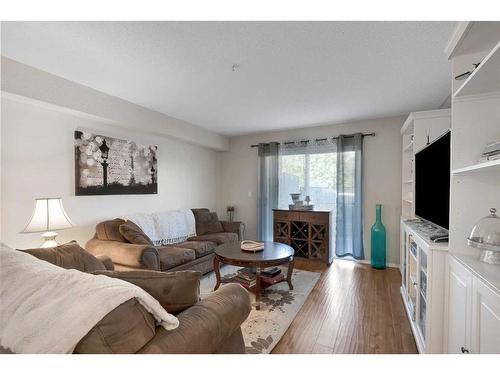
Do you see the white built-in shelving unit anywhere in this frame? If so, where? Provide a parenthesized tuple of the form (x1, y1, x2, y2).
(400, 109, 451, 219)
(444, 22, 500, 354)
(399, 109, 450, 353)
(447, 24, 500, 259)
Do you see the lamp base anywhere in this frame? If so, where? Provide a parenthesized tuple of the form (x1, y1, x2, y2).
(41, 231, 59, 248)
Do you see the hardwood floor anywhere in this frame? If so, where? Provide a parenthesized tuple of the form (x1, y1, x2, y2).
(272, 258, 418, 354)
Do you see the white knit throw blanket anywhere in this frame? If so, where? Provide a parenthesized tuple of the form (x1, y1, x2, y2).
(123, 209, 196, 246)
(0, 247, 179, 354)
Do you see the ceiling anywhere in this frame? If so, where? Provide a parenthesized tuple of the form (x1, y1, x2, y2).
(1, 21, 455, 136)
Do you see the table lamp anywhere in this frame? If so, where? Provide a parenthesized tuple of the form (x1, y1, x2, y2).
(21, 198, 74, 248)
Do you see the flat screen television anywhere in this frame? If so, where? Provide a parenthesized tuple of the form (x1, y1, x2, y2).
(415, 131, 451, 230)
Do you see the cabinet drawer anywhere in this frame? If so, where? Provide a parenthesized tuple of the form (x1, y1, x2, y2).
(298, 211, 329, 223)
(274, 210, 300, 221)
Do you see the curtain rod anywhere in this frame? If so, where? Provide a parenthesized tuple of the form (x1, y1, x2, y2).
(250, 132, 375, 148)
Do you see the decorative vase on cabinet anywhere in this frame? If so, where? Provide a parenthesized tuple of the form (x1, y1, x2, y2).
(371, 204, 386, 269)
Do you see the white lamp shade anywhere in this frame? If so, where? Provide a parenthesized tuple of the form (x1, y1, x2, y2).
(22, 198, 74, 233)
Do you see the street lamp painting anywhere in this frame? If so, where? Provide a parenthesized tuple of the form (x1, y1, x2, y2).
(74, 130, 158, 195)
(150, 165, 156, 185)
(99, 139, 110, 188)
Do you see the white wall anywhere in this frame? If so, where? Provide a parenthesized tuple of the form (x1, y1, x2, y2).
(1, 57, 229, 151)
(1, 97, 218, 249)
(217, 116, 404, 265)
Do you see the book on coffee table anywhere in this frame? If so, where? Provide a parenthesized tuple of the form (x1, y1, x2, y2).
(237, 269, 256, 281)
(260, 273, 285, 285)
(235, 276, 256, 288)
(238, 267, 282, 278)
(228, 267, 285, 290)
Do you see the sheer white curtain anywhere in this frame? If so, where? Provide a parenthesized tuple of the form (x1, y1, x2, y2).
(278, 139, 337, 211)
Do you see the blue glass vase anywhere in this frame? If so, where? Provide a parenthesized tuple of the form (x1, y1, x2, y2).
(371, 204, 386, 269)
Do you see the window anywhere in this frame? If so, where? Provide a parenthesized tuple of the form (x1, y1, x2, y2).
(278, 148, 338, 211)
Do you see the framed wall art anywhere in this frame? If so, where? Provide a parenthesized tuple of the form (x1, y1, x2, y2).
(74, 130, 158, 195)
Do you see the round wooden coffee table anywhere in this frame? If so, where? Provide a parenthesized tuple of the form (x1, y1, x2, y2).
(213, 241, 295, 310)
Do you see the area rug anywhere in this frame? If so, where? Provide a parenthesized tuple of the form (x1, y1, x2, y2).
(200, 265, 320, 354)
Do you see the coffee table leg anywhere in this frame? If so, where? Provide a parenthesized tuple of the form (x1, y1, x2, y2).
(255, 266, 261, 310)
(287, 258, 294, 290)
(213, 256, 221, 291)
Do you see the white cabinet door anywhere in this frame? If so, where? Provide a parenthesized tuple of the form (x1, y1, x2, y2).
(447, 257, 472, 354)
(471, 278, 500, 354)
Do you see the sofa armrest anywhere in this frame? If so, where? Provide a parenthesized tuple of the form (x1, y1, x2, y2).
(92, 270, 201, 314)
(220, 221, 245, 240)
(95, 255, 115, 270)
(138, 283, 251, 354)
(85, 238, 159, 271)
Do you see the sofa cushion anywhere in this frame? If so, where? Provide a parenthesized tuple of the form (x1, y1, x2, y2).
(119, 221, 154, 245)
(188, 232, 239, 246)
(173, 241, 215, 258)
(192, 209, 223, 235)
(137, 283, 251, 354)
(167, 253, 215, 274)
(221, 221, 244, 239)
(93, 270, 201, 313)
(22, 241, 106, 272)
(96, 218, 127, 242)
(157, 246, 196, 271)
(74, 298, 156, 354)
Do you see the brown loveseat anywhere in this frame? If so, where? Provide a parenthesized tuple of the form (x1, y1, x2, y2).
(86, 208, 244, 274)
(12, 242, 251, 354)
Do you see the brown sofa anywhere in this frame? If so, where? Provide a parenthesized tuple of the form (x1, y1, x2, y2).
(86, 208, 244, 274)
(8, 242, 251, 354)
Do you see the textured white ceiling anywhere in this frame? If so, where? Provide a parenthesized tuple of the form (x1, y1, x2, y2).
(1, 21, 455, 136)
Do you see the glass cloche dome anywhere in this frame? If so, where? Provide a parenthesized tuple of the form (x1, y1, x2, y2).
(468, 208, 500, 264)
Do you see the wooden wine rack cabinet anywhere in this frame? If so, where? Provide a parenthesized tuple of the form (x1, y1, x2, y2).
(273, 209, 333, 264)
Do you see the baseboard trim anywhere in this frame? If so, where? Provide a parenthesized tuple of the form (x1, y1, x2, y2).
(357, 259, 400, 269)
(333, 256, 400, 269)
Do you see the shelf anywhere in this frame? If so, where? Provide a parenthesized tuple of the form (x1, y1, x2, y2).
(452, 159, 500, 175)
(454, 41, 500, 98)
(445, 22, 500, 59)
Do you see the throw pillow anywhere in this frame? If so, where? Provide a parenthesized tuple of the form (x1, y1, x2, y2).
(22, 241, 106, 272)
(119, 221, 154, 245)
(192, 210, 223, 235)
(95, 218, 127, 242)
